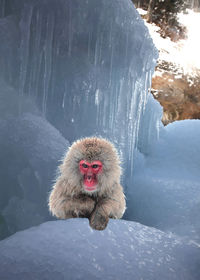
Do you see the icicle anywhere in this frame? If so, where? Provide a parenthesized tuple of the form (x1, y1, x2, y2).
(87, 31, 92, 59)
(68, 5, 73, 57)
(0, 0, 5, 17)
(42, 12, 55, 115)
(109, 43, 114, 88)
(19, 5, 33, 98)
(30, 10, 42, 100)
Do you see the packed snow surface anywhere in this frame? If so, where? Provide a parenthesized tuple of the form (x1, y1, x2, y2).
(0, 219, 199, 280)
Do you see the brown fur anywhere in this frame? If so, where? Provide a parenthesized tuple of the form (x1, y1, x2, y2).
(48, 137, 126, 230)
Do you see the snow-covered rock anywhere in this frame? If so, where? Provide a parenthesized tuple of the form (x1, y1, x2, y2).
(0, 219, 199, 280)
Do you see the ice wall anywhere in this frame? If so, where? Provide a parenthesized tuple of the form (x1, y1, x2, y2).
(1, 0, 161, 163)
(0, 0, 162, 239)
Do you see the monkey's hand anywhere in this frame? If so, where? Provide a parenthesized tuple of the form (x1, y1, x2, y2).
(89, 203, 109, 231)
(89, 188, 126, 231)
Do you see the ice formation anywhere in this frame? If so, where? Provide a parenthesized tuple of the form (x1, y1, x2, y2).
(1, 0, 161, 158)
(0, 0, 161, 238)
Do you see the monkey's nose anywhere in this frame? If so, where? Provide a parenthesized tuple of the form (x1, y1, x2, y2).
(87, 175, 92, 181)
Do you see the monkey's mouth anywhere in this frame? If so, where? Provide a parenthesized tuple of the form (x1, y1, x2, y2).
(83, 174, 97, 191)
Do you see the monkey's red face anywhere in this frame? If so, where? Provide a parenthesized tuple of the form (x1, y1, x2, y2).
(79, 160, 103, 192)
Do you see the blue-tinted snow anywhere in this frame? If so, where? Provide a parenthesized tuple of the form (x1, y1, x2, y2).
(0, 219, 199, 280)
(125, 119, 200, 244)
(0, 81, 69, 238)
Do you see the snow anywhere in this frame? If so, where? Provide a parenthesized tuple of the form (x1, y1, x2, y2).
(0, 219, 199, 280)
(0, 1, 200, 279)
(178, 10, 200, 71)
(0, 79, 69, 237)
(125, 120, 200, 244)
(138, 9, 200, 78)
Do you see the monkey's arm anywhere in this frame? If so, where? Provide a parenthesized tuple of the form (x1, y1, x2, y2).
(89, 184, 126, 230)
(49, 178, 95, 219)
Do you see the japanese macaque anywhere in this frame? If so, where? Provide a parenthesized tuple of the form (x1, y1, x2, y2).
(48, 137, 126, 230)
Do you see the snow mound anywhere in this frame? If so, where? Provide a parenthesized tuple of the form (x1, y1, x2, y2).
(0, 105, 69, 238)
(0, 219, 199, 280)
(126, 120, 200, 243)
(148, 119, 200, 178)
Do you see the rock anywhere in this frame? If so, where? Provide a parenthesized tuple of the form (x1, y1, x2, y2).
(152, 64, 200, 125)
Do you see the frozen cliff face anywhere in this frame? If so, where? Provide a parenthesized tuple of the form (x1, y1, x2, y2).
(0, 0, 161, 165)
(0, 219, 199, 280)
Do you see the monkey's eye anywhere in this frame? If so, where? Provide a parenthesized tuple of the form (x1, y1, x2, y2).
(92, 164, 99, 169)
(82, 163, 88, 168)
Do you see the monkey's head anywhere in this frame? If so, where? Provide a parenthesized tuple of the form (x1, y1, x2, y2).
(60, 137, 121, 195)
